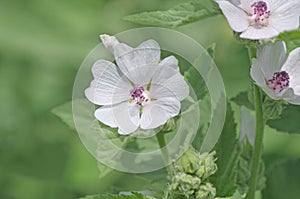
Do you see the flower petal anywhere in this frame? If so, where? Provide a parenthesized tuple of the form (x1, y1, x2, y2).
(114, 40, 161, 85)
(280, 88, 300, 105)
(217, 1, 249, 32)
(286, 95, 300, 105)
(267, 0, 300, 13)
(239, 0, 254, 12)
(230, 0, 241, 7)
(150, 64, 189, 101)
(251, 57, 281, 101)
(85, 60, 133, 105)
(256, 41, 287, 79)
(95, 102, 140, 135)
(240, 26, 279, 40)
(269, 1, 300, 33)
(94, 106, 118, 128)
(282, 47, 300, 95)
(159, 55, 179, 70)
(250, 58, 266, 87)
(140, 98, 180, 129)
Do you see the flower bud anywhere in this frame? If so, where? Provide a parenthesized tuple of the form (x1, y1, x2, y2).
(196, 151, 218, 179)
(179, 148, 201, 174)
(196, 183, 216, 199)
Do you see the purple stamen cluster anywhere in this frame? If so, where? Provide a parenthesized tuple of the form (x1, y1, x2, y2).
(130, 86, 149, 106)
(268, 71, 290, 94)
(249, 1, 271, 28)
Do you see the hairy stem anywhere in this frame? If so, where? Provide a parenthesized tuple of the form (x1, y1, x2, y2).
(246, 47, 265, 199)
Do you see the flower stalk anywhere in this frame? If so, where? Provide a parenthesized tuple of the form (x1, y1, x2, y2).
(246, 47, 265, 199)
(156, 131, 170, 165)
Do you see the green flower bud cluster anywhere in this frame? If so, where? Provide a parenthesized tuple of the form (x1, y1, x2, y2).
(168, 148, 219, 199)
(262, 96, 287, 120)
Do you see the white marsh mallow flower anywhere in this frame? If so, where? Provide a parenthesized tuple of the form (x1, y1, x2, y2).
(215, 0, 300, 40)
(251, 41, 300, 105)
(85, 35, 189, 135)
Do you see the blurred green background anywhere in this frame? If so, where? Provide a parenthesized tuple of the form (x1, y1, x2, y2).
(1, 0, 300, 198)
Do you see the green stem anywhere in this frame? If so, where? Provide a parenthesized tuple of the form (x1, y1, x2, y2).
(246, 47, 265, 199)
(156, 132, 170, 166)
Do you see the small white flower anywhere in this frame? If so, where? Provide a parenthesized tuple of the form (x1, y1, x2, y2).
(85, 35, 189, 135)
(215, 0, 300, 40)
(251, 41, 300, 105)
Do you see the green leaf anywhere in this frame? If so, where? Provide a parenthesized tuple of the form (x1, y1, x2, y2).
(52, 101, 76, 130)
(211, 103, 240, 197)
(267, 104, 300, 134)
(123, 1, 219, 27)
(262, 159, 300, 199)
(184, 67, 208, 101)
(184, 43, 215, 101)
(231, 91, 254, 110)
(236, 143, 266, 195)
(52, 100, 125, 177)
(286, 39, 300, 52)
(206, 43, 216, 59)
(277, 30, 300, 51)
(192, 95, 211, 150)
(79, 192, 155, 199)
(277, 30, 300, 41)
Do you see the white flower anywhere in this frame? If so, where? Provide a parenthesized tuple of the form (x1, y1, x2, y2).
(251, 41, 300, 105)
(215, 0, 300, 40)
(85, 35, 189, 135)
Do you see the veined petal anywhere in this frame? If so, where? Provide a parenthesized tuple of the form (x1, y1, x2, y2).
(159, 55, 179, 70)
(286, 95, 300, 105)
(250, 58, 266, 87)
(251, 57, 281, 100)
(239, 0, 254, 12)
(260, 85, 282, 100)
(85, 60, 133, 106)
(94, 106, 118, 128)
(140, 98, 180, 129)
(217, 1, 249, 32)
(256, 41, 287, 79)
(269, 1, 300, 33)
(240, 26, 279, 40)
(114, 102, 140, 135)
(230, 0, 241, 7)
(95, 102, 140, 135)
(281, 88, 300, 105)
(282, 47, 300, 95)
(150, 65, 189, 101)
(114, 40, 161, 85)
(267, 0, 300, 14)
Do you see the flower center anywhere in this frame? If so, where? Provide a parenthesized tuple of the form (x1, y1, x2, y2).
(267, 71, 290, 94)
(130, 86, 150, 106)
(248, 1, 271, 28)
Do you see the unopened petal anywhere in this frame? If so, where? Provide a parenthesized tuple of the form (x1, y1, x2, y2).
(100, 34, 120, 53)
